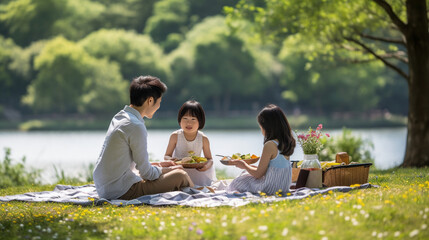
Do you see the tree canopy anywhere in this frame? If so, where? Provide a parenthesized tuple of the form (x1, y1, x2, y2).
(79, 29, 170, 81)
(22, 37, 127, 114)
(0, 0, 411, 125)
(226, 0, 428, 166)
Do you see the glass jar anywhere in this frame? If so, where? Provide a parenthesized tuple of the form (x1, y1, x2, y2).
(301, 154, 321, 169)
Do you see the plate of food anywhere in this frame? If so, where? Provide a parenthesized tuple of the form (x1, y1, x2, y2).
(218, 153, 259, 166)
(175, 155, 208, 168)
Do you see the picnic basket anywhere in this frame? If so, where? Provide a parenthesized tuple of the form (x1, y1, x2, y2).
(323, 163, 372, 187)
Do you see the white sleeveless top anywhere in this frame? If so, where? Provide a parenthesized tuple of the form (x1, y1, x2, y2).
(172, 129, 216, 186)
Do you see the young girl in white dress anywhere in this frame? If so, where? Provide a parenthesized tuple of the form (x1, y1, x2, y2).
(164, 100, 216, 186)
(227, 104, 296, 195)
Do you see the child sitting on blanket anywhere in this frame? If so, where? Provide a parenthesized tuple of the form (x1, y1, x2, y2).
(227, 104, 296, 195)
(164, 100, 217, 186)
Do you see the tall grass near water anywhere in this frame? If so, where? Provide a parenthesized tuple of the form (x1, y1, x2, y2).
(0, 148, 41, 188)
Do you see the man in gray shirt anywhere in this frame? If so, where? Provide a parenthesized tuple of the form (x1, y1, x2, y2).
(93, 76, 193, 200)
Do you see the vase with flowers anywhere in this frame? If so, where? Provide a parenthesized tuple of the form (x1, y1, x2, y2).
(297, 124, 330, 170)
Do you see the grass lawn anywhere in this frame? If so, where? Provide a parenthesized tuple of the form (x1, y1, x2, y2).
(1, 168, 428, 239)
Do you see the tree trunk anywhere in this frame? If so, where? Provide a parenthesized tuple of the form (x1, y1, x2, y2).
(402, 0, 429, 167)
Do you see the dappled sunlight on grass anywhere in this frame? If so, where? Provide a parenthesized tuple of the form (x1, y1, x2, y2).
(1, 168, 428, 239)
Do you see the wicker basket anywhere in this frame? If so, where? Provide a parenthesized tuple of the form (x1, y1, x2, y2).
(292, 168, 300, 182)
(323, 163, 372, 187)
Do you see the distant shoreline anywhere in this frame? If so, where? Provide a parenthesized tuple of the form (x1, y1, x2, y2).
(0, 114, 407, 131)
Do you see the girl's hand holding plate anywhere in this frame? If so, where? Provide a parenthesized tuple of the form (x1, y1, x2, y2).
(230, 159, 246, 169)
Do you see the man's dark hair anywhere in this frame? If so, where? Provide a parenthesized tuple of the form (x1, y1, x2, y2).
(177, 100, 206, 129)
(130, 76, 167, 106)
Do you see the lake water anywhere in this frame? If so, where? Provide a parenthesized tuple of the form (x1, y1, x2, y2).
(0, 128, 407, 183)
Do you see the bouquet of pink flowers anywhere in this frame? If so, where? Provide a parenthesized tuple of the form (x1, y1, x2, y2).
(297, 124, 330, 154)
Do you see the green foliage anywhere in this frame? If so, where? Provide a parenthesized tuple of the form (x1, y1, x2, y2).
(144, 0, 189, 45)
(188, 0, 239, 21)
(0, 0, 411, 120)
(168, 16, 276, 113)
(22, 36, 127, 114)
(0, 148, 41, 188)
(0, 36, 21, 107)
(52, 0, 105, 41)
(22, 37, 92, 113)
(319, 128, 374, 163)
(376, 69, 409, 115)
(278, 35, 387, 113)
(0, 37, 46, 111)
(97, 0, 157, 32)
(144, 0, 240, 52)
(229, 0, 404, 52)
(0, 0, 67, 46)
(80, 29, 170, 81)
(78, 58, 128, 114)
(8, 39, 46, 80)
(227, 0, 411, 115)
(163, 33, 185, 53)
(0, 146, 93, 186)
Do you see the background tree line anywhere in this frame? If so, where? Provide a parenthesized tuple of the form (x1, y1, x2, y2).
(0, 0, 408, 122)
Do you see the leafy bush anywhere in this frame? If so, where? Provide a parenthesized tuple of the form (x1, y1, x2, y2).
(0, 148, 41, 188)
(319, 128, 374, 163)
(22, 36, 128, 115)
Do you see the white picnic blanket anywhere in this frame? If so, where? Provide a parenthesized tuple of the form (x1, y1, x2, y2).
(0, 182, 376, 207)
